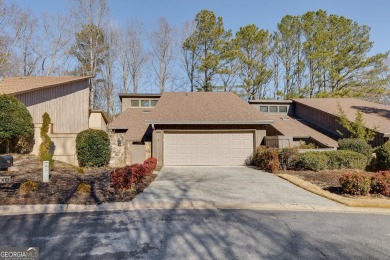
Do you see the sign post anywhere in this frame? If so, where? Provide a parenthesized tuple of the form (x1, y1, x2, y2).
(43, 161, 49, 182)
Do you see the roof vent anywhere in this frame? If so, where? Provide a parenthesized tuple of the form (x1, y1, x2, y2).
(143, 110, 151, 113)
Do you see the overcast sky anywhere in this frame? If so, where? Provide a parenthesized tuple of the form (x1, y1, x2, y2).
(11, 0, 390, 56)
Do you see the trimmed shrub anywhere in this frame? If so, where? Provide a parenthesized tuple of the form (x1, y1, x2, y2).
(371, 171, 390, 197)
(376, 141, 390, 170)
(253, 146, 279, 173)
(111, 167, 132, 190)
(279, 147, 299, 170)
(339, 172, 371, 196)
(19, 180, 38, 194)
(295, 152, 328, 171)
(0, 94, 33, 153)
(39, 113, 53, 169)
(143, 157, 157, 175)
(76, 129, 110, 167)
(338, 138, 373, 163)
(325, 150, 367, 170)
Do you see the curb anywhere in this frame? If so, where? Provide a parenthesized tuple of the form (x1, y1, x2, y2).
(1, 200, 390, 216)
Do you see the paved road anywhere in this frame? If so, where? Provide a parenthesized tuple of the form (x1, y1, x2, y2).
(134, 166, 342, 207)
(0, 209, 389, 259)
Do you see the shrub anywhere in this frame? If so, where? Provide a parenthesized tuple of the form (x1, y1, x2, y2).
(76, 129, 110, 167)
(279, 147, 299, 170)
(143, 157, 157, 175)
(295, 152, 328, 171)
(371, 171, 390, 197)
(376, 141, 390, 170)
(39, 113, 53, 169)
(338, 138, 373, 163)
(111, 167, 132, 190)
(19, 180, 38, 194)
(296, 141, 317, 149)
(253, 146, 279, 173)
(0, 94, 33, 153)
(325, 150, 367, 170)
(339, 172, 371, 196)
(77, 183, 91, 194)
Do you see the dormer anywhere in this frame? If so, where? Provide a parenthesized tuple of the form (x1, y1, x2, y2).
(119, 93, 161, 113)
(248, 100, 293, 115)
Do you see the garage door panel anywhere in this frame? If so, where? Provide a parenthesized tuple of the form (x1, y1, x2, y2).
(164, 132, 254, 166)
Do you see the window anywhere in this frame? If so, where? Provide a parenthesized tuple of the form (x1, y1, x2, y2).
(278, 106, 288, 113)
(260, 106, 268, 112)
(131, 100, 139, 107)
(150, 100, 158, 107)
(141, 100, 150, 107)
(270, 106, 278, 113)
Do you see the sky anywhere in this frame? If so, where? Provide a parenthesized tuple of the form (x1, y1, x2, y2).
(11, 0, 390, 55)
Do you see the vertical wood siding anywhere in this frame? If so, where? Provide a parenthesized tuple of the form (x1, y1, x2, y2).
(15, 81, 89, 133)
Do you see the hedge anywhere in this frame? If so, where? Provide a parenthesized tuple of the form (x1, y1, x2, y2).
(338, 138, 373, 163)
(295, 152, 328, 171)
(76, 129, 110, 167)
(376, 141, 390, 170)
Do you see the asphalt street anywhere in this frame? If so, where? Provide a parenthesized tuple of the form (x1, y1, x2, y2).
(0, 209, 389, 259)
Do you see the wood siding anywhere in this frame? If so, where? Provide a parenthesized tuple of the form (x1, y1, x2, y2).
(15, 80, 89, 134)
(295, 103, 385, 147)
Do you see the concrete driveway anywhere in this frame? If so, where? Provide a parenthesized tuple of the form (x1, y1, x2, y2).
(134, 167, 343, 209)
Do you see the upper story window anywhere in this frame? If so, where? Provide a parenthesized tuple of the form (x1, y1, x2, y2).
(259, 105, 289, 113)
(151, 100, 158, 107)
(130, 99, 158, 108)
(279, 106, 287, 113)
(141, 100, 150, 107)
(269, 106, 278, 113)
(260, 106, 268, 113)
(131, 100, 140, 107)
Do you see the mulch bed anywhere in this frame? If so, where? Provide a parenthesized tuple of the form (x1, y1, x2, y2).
(0, 154, 157, 205)
(283, 170, 390, 200)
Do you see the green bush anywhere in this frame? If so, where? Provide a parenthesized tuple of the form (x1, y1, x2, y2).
(0, 94, 33, 153)
(295, 152, 328, 171)
(376, 141, 390, 170)
(39, 113, 53, 169)
(339, 172, 371, 196)
(252, 146, 279, 173)
(76, 129, 110, 167)
(338, 138, 373, 163)
(325, 150, 367, 170)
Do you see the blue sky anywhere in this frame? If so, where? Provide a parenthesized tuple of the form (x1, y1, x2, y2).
(12, 0, 390, 55)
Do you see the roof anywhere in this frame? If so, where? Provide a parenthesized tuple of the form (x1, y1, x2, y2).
(90, 110, 109, 124)
(147, 92, 272, 124)
(109, 108, 152, 141)
(268, 115, 338, 148)
(293, 98, 390, 134)
(0, 76, 92, 95)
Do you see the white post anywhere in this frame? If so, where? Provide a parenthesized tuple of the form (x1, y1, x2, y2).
(43, 161, 50, 182)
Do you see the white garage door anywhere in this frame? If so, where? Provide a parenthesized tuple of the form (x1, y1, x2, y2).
(164, 132, 254, 166)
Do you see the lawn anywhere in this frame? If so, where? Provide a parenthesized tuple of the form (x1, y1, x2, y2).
(0, 154, 156, 205)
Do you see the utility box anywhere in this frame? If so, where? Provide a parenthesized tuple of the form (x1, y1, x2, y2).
(0, 155, 13, 170)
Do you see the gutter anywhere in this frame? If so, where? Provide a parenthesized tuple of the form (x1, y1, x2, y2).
(145, 120, 274, 125)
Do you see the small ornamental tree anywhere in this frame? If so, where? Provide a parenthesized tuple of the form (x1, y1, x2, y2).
(337, 103, 377, 143)
(0, 94, 33, 153)
(39, 112, 53, 168)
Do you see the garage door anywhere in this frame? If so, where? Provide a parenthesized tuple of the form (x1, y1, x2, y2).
(164, 132, 254, 166)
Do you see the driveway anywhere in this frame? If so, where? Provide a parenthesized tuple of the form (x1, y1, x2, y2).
(134, 167, 343, 209)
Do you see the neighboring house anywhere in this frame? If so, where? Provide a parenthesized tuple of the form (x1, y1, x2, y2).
(109, 92, 272, 167)
(0, 76, 92, 165)
(89, 110, 109, 132)
(250, 98, 390, 148)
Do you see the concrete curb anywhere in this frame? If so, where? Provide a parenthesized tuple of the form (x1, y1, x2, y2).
(1, 200, 390, 216)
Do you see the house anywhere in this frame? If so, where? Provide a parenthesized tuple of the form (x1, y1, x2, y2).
(109, 92, 272, 167)
(0, 76, 94, 165)
(249, 98, 390, 148)
(89, 110, 109, 132)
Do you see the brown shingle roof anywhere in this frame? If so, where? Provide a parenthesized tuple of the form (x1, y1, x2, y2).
(109, 108, 152, 141)
(0, 76, 91, 95)
(268, 115, 338, 148)
(294, 98, 390, 134)
(148, 92, 272, 124)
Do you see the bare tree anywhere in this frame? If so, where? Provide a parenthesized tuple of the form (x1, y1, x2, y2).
(69, 0, 109, 108)
(150, 17, 176, 93)
(124, 19, 148, 93)
(38, 14, 73, 76)
(180, 20, 198, 92)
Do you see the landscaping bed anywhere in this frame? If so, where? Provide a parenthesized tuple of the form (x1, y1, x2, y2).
(0, 154, 157, 205)
(279, 170, 390, 201)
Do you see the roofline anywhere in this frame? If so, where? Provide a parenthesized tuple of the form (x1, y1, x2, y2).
(108, 126, 128, 130)
(119, 93, 161, 98)
(90, 109, 109, 124)
(146, 120, 274, 125)
(4, 76, 93, 96)
(249, 100, 293, 104)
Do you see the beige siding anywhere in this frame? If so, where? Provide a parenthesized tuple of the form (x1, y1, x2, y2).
(89, 113, 107, 132)
(15, 80, 89, 134)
